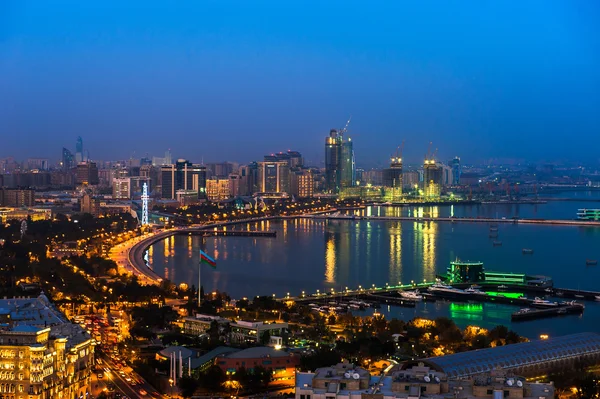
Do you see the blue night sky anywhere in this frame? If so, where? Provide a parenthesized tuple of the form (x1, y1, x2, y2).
(1, 1, 599, 166)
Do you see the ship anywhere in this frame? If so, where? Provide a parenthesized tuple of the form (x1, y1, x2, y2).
(464, 287, 486, 295)
(492, 241, 502, 246)
(532, 297, 559, 307)
(522, 248, 534, 254)
(399, 290, 423, 301)
(577, 209, 600, 221)
(427, 281, 469, 296)
(586, 259, 598, 266)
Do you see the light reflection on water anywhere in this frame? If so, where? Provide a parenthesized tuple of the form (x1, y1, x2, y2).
(147, 200, 600, 338)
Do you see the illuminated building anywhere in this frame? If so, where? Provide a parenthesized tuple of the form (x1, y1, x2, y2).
(239, 163, 258, 196)
(228, 174, 241, 197)
(160, 160, 205, 200)
(79, 193, 100, 216)
(229, 321, 288, 344)
(450, 157, 461, 185)
(0, 189, 35, 207)
(383, 156, 403, 190)
(0, 293, 94, 399)
(206, 178, 231, 201)
(423, 160, 442, 197)
(75, 162, 99, 186)
(215, 347, 299, 383)
(296, 363, 554, 399)
(290, 169, 314, 198)
(112, 177, 131, 199)
(325, 129, 355, 193)
(0, 208, 51, 224)
(257, 161, 289, 194)
(75, 136, 84, 163)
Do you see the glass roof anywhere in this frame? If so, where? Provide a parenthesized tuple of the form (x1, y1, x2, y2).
(423, 333, 600, 378)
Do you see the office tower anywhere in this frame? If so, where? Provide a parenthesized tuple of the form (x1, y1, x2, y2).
(257, 160, 289, 194)
(403, 170, 420, 188)
(75, 136, 84, 163)
(62, 148, 75, 170)
(160, 160, 204, 200)
(239, 162, 258, 196)
(441, 163, 454, 187)
(383, 155, 403, 189)
(423, 160, 443, 197)
(450, 157, 461, 185)
(229, 174, 241, 197)
(325, 129, 341, 192)
(27, 158, 49, 171)
(325, 129, 355, 193)
(76, 162, 99, 185)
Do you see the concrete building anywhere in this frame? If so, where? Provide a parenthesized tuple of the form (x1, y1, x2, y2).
(383, 156, 403, 191)
(228, 174, 242, 197)
(0, 293, 94, 399)
(215, 346, 299, 383)
(229, 321, 288, 344)
(295, 363, 554, 399)
(0, 189, 35, 207)
(325, 129, 355, 193)
(112, 177, 131, 199)
(257, 161, 289, 195)
(423, 160, 443, 197)
(0, 208, 51, 223)
(206, 178, 231, 201)
(290, 169, 314, 198)
(182, 314, 231, 336)
(75, 162, 99, 186)
(161, 160, 205, 200)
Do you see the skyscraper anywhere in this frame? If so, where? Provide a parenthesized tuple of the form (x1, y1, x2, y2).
(62, 148, 74, 171)
(325, 128, 355, 193)
(450, 157, 461, 185)
(75, 136, 84, 163)
(383, 155, 403, 189)
(257, 161, 288, 194)
(423, 160, 443, 197)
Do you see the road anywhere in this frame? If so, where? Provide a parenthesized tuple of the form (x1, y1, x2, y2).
(97, 353, 166, 399)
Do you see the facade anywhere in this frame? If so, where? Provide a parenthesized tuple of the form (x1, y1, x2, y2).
(403, 332, 600, 379)
(239, 163, 258, 196)
(75, 162, 99, 186)
(112, 177, 131, 199)
(228, 174, 241, 197)
(0, 208, 51, 223)
(229, 321, 288, 344)
(215, 346, 299, 383)
(257, 161, 289, 194)
(383, 156, 403, 190)
(0, 294, 94, 399)
(80, 194, 100, 217)
(182, 314, 230, 336)
(340, 139, 355, 189)
(450, 157, 461, 185)
(61, 148, 75, 171)
(160, 160, 205, 200)
(0, 189, 35, 207)
(423, 160, 442, 197)
(296, 363, 553, 399)
(290, 170, 314, 198)
(325, 129, 355, 193)
(206, 178, 231, 201)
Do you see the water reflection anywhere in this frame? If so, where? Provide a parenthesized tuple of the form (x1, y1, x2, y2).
(388, 223, 402, 283)
(325, 233, 336, 283)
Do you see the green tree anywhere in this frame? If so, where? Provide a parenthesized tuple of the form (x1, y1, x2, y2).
(178, 376, 200, 398)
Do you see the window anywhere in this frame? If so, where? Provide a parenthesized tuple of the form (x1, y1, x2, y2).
(405, 386, 410, 391)
(263, 361, 272, 365)
(300, 395, 306, 399)
(487, 390, 493, 395)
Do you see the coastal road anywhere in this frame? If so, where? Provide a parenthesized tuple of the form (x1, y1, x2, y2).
(99, 353, 165, 399)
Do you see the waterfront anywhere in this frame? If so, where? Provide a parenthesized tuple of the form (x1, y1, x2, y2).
(147, 197, 600, 339)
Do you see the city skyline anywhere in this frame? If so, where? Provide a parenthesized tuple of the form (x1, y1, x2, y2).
(2, 1, 600, 163)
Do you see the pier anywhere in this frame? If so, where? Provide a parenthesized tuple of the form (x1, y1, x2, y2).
(179, 229, 277, 237)
(511, 305, 584, 322)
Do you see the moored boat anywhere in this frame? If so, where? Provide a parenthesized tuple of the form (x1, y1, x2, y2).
(522, 248, 534, 254)
(586, 259, 598, 266)
(532, 297, 559, 307)
(399, 290, 423, 301)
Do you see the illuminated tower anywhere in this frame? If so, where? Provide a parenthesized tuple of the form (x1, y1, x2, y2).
(141, 182, 149, 226)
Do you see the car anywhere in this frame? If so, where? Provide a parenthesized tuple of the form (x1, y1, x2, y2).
(138, 389, 147, 396)
(97, 373, 103, 379)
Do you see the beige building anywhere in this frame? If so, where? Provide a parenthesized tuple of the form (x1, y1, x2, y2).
(295, 363, 554, 399)
(0, 294, 94, 399)
(206, 178, 230, 201)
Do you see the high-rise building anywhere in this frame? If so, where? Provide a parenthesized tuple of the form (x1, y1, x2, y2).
(160, 160, 204, 200)
(383, 155, 403, 190)
(0, 188, 35, 207)
(450, 156, 461, 185)
(228, 174, 241, 197)
(76, 162, 99, 186)
(287, 151, 304, 168)
(257, 161, 289, 194)
(423, 160, 443, 197)
(290, 169, 314, 198)
(61, 148, 75, 171)
(239, 163, 258, 196)
(75, 136, 84, 163)
(112, 177, 132, 199)
(325, 129, 355, 193)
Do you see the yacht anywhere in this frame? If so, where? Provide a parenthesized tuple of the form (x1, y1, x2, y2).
(399, 290, 423, 301)
(498, 285, 508, 290)
(427, 282, 469, 296)
(515, 308, 531, 314)
(595, 295, 600, 302)
(465, 287, 486, 295)
(586, 259, 598, 266)
(532, 297, 559, 307)
(522, 248, 534, 255)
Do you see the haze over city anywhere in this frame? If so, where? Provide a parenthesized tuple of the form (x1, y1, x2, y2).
(2, 1, 600, 165)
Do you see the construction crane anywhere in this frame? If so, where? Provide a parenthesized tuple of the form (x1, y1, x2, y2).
(339, 116, 352, 137)
(392, 140, 405, 161)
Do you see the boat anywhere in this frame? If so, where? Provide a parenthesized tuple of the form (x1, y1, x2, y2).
(556, 290, 564, 297)
(557, 308, 567, 314)
(532, 297, 559, 307)
(586, 259, 598, 266)
(399, 290, 423, 301)
(515, 308, 531, 314)
(575, 294, 585, 299)
(427, 282, 469, 296)
(489, 227, 498, 232)
(498, 285, 508, 290)
(560, 301, 583, 308)
(544, 288, 553, 293)
(348, 304, 361, 310)
(522, 248, 534, 255)
(595, 296, 600, 301)
(465, 287, 486, 295)
(493, 241, 502, 246)
(470, 284, 483, 289)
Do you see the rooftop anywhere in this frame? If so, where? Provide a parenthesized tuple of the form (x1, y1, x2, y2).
(222, 346, 291, 359)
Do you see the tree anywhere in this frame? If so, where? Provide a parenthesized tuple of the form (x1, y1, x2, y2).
(178, 376, 200, 398)
(260, 329, 271, 345)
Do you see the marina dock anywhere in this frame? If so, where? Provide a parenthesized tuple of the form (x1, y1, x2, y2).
(511, 304, 584, 321)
